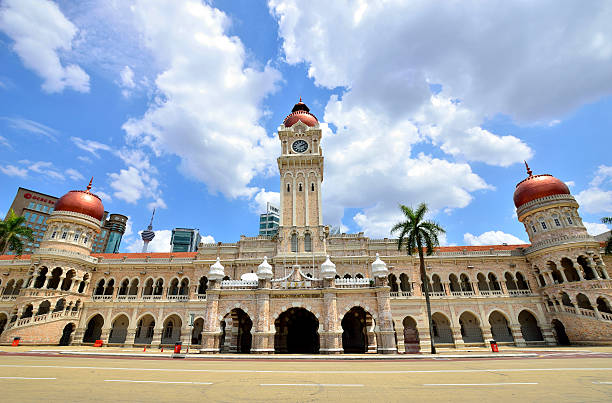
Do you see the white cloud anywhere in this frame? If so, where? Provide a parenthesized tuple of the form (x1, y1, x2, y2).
(200, 235, 215, 244)
(1, 117, 58, 140)
(109, 166, 152, 204)
(591, 165, 612, 187)
(0, 164, 28, 178)
(120, 65, 135, 88)
(269, 0, 612, 123)
(0, 0, 89, 93)
(121, 0, 281, 199)
(251, 189, 280, 214)
(0, 135, 9, 148)
(583, 221, 610, 236)
(463, 231, 526, 246)
(575, 187, 612, 214)
(125, 229, 172, 253)
(71, 136, 112, 158)
(93, 189, 112, 202)
(77, 155, 92, 164)
(65, 168, 84, 181)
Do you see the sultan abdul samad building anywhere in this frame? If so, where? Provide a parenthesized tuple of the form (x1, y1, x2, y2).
(0, 100, 611, 353)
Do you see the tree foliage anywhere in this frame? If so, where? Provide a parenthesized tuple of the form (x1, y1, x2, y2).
(0, 209, 35, 256)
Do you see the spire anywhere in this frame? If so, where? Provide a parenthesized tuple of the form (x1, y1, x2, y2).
(524, 161, 533, 177)
(148, 208, 156, 230)
(141, 208, 156, 252)
(299, 96, 302, 103)
(86, 177, 93, 192)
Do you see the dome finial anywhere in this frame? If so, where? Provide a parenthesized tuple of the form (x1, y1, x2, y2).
(524, 161, 533, 177)
(299, 96, 302, 103)
(87, 177, 93, 192)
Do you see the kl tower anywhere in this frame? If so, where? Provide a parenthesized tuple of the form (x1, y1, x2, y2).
(141, 208, 156, 253)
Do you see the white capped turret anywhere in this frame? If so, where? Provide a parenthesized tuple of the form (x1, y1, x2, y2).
(257, 256, 273, 279)
(371, 253, 388, 278)
(208, 257, 225, 280)
(320, 255, 337, 279)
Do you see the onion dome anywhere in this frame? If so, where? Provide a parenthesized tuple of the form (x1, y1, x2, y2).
(513, 162, 571, 208)
(371, 253, 388, 278)
(208, 257, 225, 280)
(283, 98, 318, 127)
(257, 256, 273, 279)
(54, 178, 104, 221)
(320, 255, 337, 279)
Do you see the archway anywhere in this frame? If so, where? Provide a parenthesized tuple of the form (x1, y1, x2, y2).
(576, 293, 593, 310)
(488, 273, 501, 290)
(449, 274, 460, 292)
(47, 268, 62, 289)
(109, 315, 129, 344)
(388, 274, 398, 292)
(551, 319, 570, 345)
(597, 297, 612, 314)
(518, 310, 543, 342)
(431, 312, 453, 344)
(59, 323, 75, 346)
(220, 309, 252, 353)
(21, 304, 33, 319)
(33, 267, 48, 288)
(402, 316, 420, 353)
(274, 308, 320, 354)
(488, 311, 513, 342)
(36, 301, 51, 316)
(198, 276, 208, 295)
(0, 313, 7, 335)
(191, 318, 204, 345)
(134, 315, 155, 344)
(399, 274, 410, 292)
(83, 314, 104, 343)
(161, 315, 182, 345)
(3, 280, 15, 296)
(459, 311, 484, 343)
(431, 274, 444, 292)
(118, 279, 129, 296)
(577, 256, 596, 280)
(61, 270, 75, 291)
(341, 307, 369, 353)
(561, 258, 580, 282)
(477, 273, 489, 292)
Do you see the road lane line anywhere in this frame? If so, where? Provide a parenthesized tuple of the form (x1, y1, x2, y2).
(0, 377, 56, 380)
(424, 382, 538, 386)
(261, 384, 364, 387)
(104, 380, 212, 385)
(0, 364, 611, 374)
(592, 382, 612, 384)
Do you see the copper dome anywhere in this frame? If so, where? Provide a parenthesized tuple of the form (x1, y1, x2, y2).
(513, 163, 570, 208)
(54, 178, 104, 221)
(283, 99, 318, 127)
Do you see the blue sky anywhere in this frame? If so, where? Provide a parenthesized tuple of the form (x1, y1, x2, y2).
(0, 0, 611, 252)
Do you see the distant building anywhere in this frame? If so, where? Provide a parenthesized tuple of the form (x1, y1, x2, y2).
(4, 187, 127, 254)
(171, 228, 201, 252)
(259, 202, 279, 236)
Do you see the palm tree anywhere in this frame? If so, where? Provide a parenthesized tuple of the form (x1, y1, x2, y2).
(391, 203, 445, 354)
(0, 209, 35, 256)
(602, 217, 612, 255)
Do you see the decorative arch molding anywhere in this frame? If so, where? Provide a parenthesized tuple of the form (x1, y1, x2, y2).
(457, 309, 483, 324)
(272, 303, 321, 322)
(134, 311, 159, 325)
(339, 303, 378, 322)
(516, 307, 545, 325)
(109, 312, 131, 327)
(218, 304, 252, 321)
(485, 308, 512, 323)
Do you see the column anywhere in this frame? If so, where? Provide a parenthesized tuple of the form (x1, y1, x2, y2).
(539, 324, 557, 346)
(58, 275, 66, 291)
(252, 291, 274, 354)
(575, 267, 585, 281)
(509, 324, 526, 347)
(200, 287, 221, 354)
(151, 328, 163, 347)
(451, 327, 465, 348)
(375, 288, 397, 354)
(544, 272, 553, 286)
(180, 327, 191, 347)
(472, 282, 479, 295)
(395, 320, 405, 353)
(418, 325, 432, 353)
(558, 266, 568, 283)
(321, 292, 342, 354)
(100, 328, 111, 344)
(593, 307, 603, 320)
(126, 328, 137, 346)
(43, 275, 52, 289)
(73, 327, 86, 345)
(499, 280, 508, 294)
(482, 325, 494, 345)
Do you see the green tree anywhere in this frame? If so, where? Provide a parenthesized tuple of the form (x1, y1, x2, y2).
(391, 203, 445, 354)
(602, 217, 612, 255)
(0, 209, 35, 256)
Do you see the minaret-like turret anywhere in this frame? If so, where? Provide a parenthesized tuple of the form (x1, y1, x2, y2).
(141, 209, 156, 253)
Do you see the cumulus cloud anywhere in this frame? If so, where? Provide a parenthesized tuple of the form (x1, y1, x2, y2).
(124, 229, 215, 252)
(0, 0, 89, 93)
(122, 0, 281, 199)
(575, 188, 612, 214)
(251, 189, 280, 214)
(120, 65, 135, 88)
(463, 231, 527, 246)
(583, 221, 610, 237)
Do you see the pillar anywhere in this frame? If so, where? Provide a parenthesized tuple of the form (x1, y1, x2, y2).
(558, 267, 568, 283)
(482, 325, 494, 345)
(126, 328, 137, 346)
(451, 327, 465, 348)
(252, 291, 274, 354)
(151, 328, 163, 347)
(43, 275, 52, 289)
(418, 325, 432, 352)
(510, 324, 526, 347)
(73, 327, 86, 345)
(100, 328, 111, 344)
(375, 288, 397, 354)
(540, 324, 557, 346)
(200, 288, 221, 354)
(395, 320, 405, 353)
(320, 292, 342, 354)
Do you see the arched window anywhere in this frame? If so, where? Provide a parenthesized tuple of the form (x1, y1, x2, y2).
(291, 233, 298, 253)
(311, 183, 315, 192)
(286, 183, 290, 192)
(304, 233, 312, 252)
(298, 183, 303, 192)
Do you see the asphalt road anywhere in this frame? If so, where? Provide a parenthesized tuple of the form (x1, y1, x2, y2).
(0, 353, 611, 402)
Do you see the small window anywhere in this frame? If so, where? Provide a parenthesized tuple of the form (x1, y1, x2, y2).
(30, 213, 37, 222)
(554, 218, 561, 227)
(36, 204, 42, 211)
(311, 183, 315, 192)
(23, 212, 30, 220)
(61, 232, 68, 240)
(567, 216, 573, 225)
(298, 183, 303, 192)
(28, 202, 35, 209)
(304, 233, 312, 252)
(531, 225, 537, 233)
(291, 233, 298, 252)
(51, 231, 57, 239)
(43, 205, 49, 213)
(83, 236, 89, 244)
(74, 232, 81, 242)
(286, 183, 290, 192)
(37, 216, 44, 224)
(541, 221, 547, 230)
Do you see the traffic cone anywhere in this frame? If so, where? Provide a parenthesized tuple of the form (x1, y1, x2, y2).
(143, 346, 146, 352)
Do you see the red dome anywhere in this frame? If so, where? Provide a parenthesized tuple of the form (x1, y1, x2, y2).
(283, 99, 318, 127)
(54, 179, 104, 221)
(513, 164, 570, 208)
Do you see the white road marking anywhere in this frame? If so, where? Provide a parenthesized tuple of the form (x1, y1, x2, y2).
(592, 381, 612, 384)
(104, 380, 212, 385)
(0, 364, 611, 374)
(0, 376, 56, 380)
(261, 383, 363, 387)
(424, 382, 538, 386)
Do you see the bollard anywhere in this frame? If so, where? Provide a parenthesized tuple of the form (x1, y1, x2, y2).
(94, 340, 103, 347)
(11, 337, 21, 347)
(174, 342, 182, 354)
(489, 340, 499, 352)
(143, 346, 147, 352)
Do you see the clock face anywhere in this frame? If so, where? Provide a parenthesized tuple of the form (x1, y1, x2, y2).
(292, 139, 308, 153)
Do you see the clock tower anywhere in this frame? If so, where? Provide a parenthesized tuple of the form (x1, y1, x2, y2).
(277, 99, 326, 256)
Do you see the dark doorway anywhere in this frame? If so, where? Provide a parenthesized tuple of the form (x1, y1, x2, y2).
(220, 309, 252, 353)
(552, 319, 570, 345)
(274, 308, 319, 354)
(83, 314, 104, 343)
(341, 307, 368, 353)
(59, 323, 75, 346)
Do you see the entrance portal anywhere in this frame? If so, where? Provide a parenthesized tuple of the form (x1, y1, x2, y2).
(220, 309, 252, 353)
(552, 319, 570, 345)
(341, 307, 368, 353)
(274, 308, 319, 354)
(59, 323, 75, 346)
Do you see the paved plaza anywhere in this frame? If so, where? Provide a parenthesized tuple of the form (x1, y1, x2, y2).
(0, 347, 611, 402)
